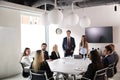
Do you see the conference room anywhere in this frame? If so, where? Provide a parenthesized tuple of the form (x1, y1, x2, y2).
(0, 0, 120, 80)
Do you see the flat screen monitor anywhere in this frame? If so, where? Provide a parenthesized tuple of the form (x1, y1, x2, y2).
(85, 26, 113, 43)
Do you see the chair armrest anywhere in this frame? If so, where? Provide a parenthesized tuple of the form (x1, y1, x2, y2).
(81, 77, 91, 80)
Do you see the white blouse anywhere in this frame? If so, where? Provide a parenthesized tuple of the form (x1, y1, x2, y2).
(21, 56, 33, 67)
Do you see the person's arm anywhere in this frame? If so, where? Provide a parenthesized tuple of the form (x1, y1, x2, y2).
(73, 37, 76, 51)
(83, 63, 94, 80)
(62, 38, 66, 54)
(21, 56, 31, 66)
(45, 51, 49, 60)
(71, 37, 76, 52)
(62, 38, 66, 50)
(50, 52, 54, 60)
(79, 43, 81, 53)
(86, 42, 89, 54)
(44, 61, 53, 78)
(102, 57, 109, 67)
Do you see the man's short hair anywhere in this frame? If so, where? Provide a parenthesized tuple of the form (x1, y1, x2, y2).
(66, 30, 71, 33)
(42, 43, 47, 46)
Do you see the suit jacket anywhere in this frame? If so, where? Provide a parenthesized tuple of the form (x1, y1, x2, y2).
(102, 54, 115, 77)
(50, 51, 60, 60)
(62, 37, 76, 51)
(30, 61, 53, 79)
(102, 54, 115, 68)
(43, 51, 49, 60)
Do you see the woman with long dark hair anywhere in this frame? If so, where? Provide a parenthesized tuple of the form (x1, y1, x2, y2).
(79, 35, 88, 58)
(21, 47, 32, 67)
(82, 50, 104, 80)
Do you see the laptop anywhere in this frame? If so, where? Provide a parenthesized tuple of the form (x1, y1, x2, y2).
(74, 55, 82, 59)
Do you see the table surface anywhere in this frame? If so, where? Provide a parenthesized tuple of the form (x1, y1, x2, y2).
(48, 57, 91, 75)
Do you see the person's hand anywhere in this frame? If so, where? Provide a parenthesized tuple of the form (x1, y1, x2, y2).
(71, 50, 74, 52)
(64, 50, 66, 53)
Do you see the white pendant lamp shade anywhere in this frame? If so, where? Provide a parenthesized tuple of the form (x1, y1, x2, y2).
(79, 16, 91, 27)
(66, 12, 79, 26)
(41, 12, 49, 25)
(48, 9, 63, 24)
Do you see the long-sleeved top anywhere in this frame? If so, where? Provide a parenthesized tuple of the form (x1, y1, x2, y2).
(50, 51, 60, 60)
(21, 56, 33, 67)
(102, 54, 115, 68)
(30, 61, 53, 79)
(82, 63, 103, 80)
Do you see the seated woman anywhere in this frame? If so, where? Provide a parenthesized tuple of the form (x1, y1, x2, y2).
(30, 50, 54, 80)
(81, 50, 104, 80)
(50, 44, 60, 60)
(20, 47, 32, 77)
(21, 47, 32, 67)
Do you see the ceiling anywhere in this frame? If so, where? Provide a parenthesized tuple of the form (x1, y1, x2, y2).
(3, 0, 120, 11)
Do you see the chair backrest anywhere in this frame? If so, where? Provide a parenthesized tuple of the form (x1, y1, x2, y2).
(94, 68, 108, 80)
(20, 62, 30, 78)
(30, 69, 47, 80)
(107, 63, 115, 78)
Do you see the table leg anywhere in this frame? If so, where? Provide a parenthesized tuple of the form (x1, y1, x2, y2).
(72, 75, 76, 80)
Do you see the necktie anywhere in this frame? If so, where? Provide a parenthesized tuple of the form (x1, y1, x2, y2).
(67, 38, 70, 49)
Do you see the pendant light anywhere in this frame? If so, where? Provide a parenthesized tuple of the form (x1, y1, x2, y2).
(41, 2, 49, 26)
(79, 6, 91, 28)
(66, 2, 79, 26)
(48, 0, 63, 25)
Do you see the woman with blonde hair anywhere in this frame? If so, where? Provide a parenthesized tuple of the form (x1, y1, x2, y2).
(79, 35, 88, 58)
(50, 44, 60, 60)
(30, 50, 54, 80)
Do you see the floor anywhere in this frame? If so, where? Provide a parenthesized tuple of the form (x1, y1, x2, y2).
(1, 71, 120, 80)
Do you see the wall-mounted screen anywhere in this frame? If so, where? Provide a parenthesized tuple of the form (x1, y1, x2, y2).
(85, 26, 113, 43)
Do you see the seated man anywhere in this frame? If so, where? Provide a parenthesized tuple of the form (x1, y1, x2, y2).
(102, 45, 115, 77)
(41, 43, 50, 60)
(110, 44, 119, 74)
(102, 45, 115, 67)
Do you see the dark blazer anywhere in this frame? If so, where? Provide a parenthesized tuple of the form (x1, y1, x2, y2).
(62, 37, 75, 51)
(43, 51, 49, 60)
(82, 63, 103, 80)
(30, 61, 53, 79)
(50, 51, 60, 60)
(102, 54, 115, 68)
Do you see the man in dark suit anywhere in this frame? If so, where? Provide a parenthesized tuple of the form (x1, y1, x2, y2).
(62, 30, 76, 57)
(102, 45, 115, 78)
(41, 43, 49, 60)
(110, 44, 119, 74)
(102, 45, 115, 67)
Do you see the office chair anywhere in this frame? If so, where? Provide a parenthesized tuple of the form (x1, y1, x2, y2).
(94, 67, 108, 80)
(107, 63, 115, 78)
(80, 68, 108, 80)
(80, 77, 91, 80)
(29, 69, 54, 80)
(20, 62, 30, 78)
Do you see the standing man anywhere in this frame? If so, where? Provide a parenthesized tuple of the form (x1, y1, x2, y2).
(41, 43, 49, 60)
(62, 30, 76, 57)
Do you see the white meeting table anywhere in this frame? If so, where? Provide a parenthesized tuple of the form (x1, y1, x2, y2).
(48, 57, 91, 80)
